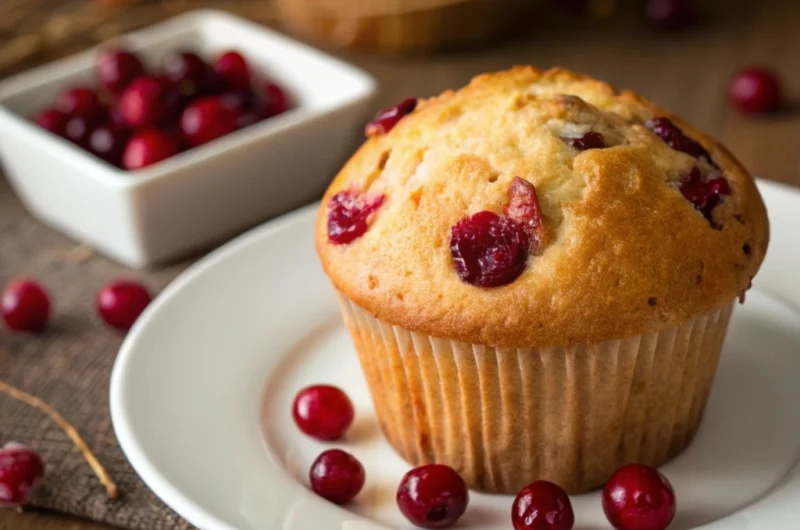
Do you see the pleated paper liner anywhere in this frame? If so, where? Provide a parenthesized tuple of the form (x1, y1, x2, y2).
(274, 0, 535, 54)
(337, 293, 734, 494)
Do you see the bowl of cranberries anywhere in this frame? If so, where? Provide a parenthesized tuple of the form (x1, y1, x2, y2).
(0, 9, 376, 268)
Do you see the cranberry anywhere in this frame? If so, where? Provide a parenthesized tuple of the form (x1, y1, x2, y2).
(55, 87, 104, 121)
(602, 464, 676, 530)
(122, 129, 179, 170)
(1, 279, 50, 333)
(64, 116, 95, 148)
(214, 51, 251, 91)
(327, 190, 385, 244)
(96, 280, 152, 331)
(450, 211, 530, 287)
(309, 449, 365, 504)
(645, 0, 692, 30)
(397, 465, 468, 529)
(292, 385, 354, 441)
(180, 96, 239, 147)
(505, 177, 545, 244)
(566, 131, 606, 151)
(263, 83, 291, 117)
(365, 97, 417, 136)
(34, 108, 68, 137)
(679, 167, 731, 219)
(95, 48, 145, 94)
(88, 123, 130, 167)
(0, 443, 45, 508)
(163, 51, 213, 101)
(728, 67, 784, 114)
(646, 117, 714, 166)
(221, 88, 255, 113)
(512, 481, 575, 530)
(119, 76, 169, 127)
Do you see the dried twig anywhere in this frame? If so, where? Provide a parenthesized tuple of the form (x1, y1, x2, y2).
(0, 380, 119, 500)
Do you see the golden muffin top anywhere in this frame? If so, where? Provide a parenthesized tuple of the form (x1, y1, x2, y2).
(315, 66, 769, 348)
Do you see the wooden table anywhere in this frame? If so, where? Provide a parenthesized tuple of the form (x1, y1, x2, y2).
(1, 0, 798, 528)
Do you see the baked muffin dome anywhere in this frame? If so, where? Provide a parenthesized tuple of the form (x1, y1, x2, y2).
(315, 66, 769, 348)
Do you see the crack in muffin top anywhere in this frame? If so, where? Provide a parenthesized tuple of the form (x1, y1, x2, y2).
(315, 66, 769, 348)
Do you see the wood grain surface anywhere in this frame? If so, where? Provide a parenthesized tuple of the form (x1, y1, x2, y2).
(1, 0, 799, 528)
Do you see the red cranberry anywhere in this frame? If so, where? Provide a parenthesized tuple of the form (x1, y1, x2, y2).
(64, 116, 95, 148)
(679, 167, 731, 219)
(89, 123, 130, 167)
(602, 464, 676, 530)
(292, 385, 354, 441)
(365, 97, 417, 136)
(566, 131, 606, 151)
(163, 51, 213, 101)
(119, 76, 169, 127)
(646, 117, 714, 166)
(34, 108, 68, 137)
(327, 190, 385, 244)
(645, 0, 692, 30)
(397, 465, 468, 529)
(180, 96, 239, 147)
(0, 443, 45, 508)
(263, 83, 291, 117)
(55, 87, 104, 121)
(505, 177, 544, 244)
(95, 48, 145, 94)
(96, 280, 152, 331)
(214, 51, 251, 91)
(450, 211, 530, 287)
(122, 129, 179, 170)
(1, 279, 50, 333)
(221, 88, 255, 113)
(309, 449, 365, 504)
(512, 481, 575, 530)
(728, 67, 784, 114)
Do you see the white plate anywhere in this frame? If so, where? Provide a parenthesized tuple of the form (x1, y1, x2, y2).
(111, 180, 800, 530)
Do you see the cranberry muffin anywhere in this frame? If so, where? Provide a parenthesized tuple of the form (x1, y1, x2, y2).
(314, 66, 769, 494)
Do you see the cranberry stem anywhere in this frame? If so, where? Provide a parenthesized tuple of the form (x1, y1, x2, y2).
(0, 380, 119, 499)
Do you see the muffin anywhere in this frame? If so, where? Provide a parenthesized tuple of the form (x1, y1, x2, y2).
(314, 66, 769, 494)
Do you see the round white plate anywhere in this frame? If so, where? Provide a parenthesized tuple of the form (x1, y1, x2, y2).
(111, 180, 800, 530)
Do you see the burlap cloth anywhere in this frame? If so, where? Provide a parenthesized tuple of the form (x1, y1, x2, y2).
(0, 1, 285, 529)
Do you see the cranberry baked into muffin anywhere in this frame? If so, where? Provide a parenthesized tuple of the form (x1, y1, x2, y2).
(314, 67, 769, 494)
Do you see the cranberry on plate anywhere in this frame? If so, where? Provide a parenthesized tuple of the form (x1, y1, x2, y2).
(163, 51, 214, 101)
(309, 449, 365, 504)
(55, 87, 104, 122)
(96, 280, 152, 331)
(263, 83, 291, 118)
(88, 122, 130, 167)
(214, 51, 252, 91)
(0, 443, 45, 508)
(119, 75, 173, 128)
(602, 463, 676, 530)
(180, 96, 240, 147)
(1, 279, 51, 333)
(728, 67, 784, 114)
(95, 48, 145, 95)
(122, 129, 180, 170)
(512, 480, 574, 530)
(292, 384, 354, 441)
(34, 108, 68, 137)
(397, 464, 469, 529)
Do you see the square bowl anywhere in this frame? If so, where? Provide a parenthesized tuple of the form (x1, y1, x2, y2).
(0, 9, 376, 268)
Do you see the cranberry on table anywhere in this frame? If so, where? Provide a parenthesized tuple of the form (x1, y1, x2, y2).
(327, 190, 385, 245)
(119, 75, 171, 128)
(122, 129, 180, 170)
(566, 131, 606, 151)
(309, 449, 365, 504)
(512, 481, 574, 530)
(96, 280, 152, 331)
(602, 464, 676, 530)
(645, 0, 693, 30)
(0, 443, 45, 508)
(1, 279, 51, 333)
(365, 97, 417, 136)
(728, 67, 784, 114)
(95, 48, 145, 94)
(163, 51, 213, 100)
(263, 83, 291, 118)
(214, 51, 251, 91)
(293, 384, 354, 441)
(180, 96, 240, 147)
(397, 464, 469, 529)
(34, 108, 68, 137)
(55, 87, 104, 121)
(89, 123, 130, 167)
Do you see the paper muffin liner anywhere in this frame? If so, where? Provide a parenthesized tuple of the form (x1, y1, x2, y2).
(337, 292, 734, 494)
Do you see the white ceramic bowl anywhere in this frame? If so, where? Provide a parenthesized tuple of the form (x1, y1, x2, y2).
(0, 9, 376, 268)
